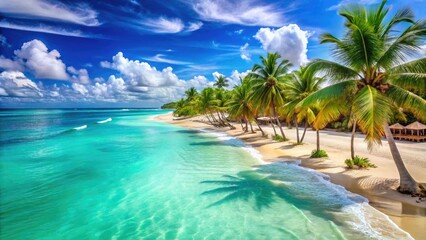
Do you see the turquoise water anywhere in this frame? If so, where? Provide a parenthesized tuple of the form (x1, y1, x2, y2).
(0, 109, 412, 239)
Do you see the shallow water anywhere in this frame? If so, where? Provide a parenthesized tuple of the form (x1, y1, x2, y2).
(0, 109, 412, 239)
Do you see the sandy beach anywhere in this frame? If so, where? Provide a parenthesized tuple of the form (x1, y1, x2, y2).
(154, 112, 426, 239)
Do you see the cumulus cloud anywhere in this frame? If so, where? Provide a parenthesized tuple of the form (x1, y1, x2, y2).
(0, 35, 10, 47)
(0, 71, 43, 98)
(254, 24, 309, 67)
(234, 29, 244, 34)
(190, 0, 286, 27)
(0, 0, 100, 26)
(240, 43, 251, 61)
(230, 69, 251, 87)
(0, 56, 24, 71)
(14, 39, 69, 80)
(101, 52, 181, 87)
(68, 66, 91, 84)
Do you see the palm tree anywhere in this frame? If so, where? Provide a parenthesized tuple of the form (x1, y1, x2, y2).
(198, 87, 219, 124)
(185, 87, 198, 102)
(250, 53, 293, 139)
(282, 66, 325, 144)
(301, 0, 426, 194)
(214, 75, 229, 89)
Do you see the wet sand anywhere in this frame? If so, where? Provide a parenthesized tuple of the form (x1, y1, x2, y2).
(153, 112, 425, 239)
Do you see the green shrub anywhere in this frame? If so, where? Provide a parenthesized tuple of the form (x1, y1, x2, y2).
(345, 156, 376, 169)
(175, 106, 198, 117)
(272, 134, 288, 142)
(345, 159, 354, 169)
(310, 149, 328, 158)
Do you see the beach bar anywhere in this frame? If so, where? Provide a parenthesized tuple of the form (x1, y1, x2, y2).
(391, 121, 426, 142)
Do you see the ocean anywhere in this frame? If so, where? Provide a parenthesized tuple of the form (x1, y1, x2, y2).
(0, 109, 412, 239)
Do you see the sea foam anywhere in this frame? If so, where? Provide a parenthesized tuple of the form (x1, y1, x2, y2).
(97, 118, 112, 124)
(73, 125, 87, 130)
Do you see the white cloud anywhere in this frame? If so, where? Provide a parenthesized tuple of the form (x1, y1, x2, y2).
(14, 39, 69, 80)
(186, 22, 203, 32)
(230, 69, 250, 87)
(101, 52, 180, 87)
(0, 71, 43, 98)
(234, 29, 244, 34)
(0, 0, 100, 26)
(240, 43, 251, 61)
(68, 66, 91, 84)
(190, 0, 286, 27)
(72, 83, 89, 95)
(254, 24, 309, 67)
(137, 17, 203, 33)
(420, 45, 426, 56)
(141, 17, 185, 33)
(0, 21, 96, 38)
(0, 35, 10, 47)
(327, 0, 381, 11)
(0, 56, 23, 71)
(144, 54, 192, 65)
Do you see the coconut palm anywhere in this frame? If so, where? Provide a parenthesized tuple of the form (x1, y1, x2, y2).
(185, 87, 198, 102)
(250, 53, 293, 139)
(301, 0, 426, 194)
(282, 66, 325, 144)
(213, 75, 229, 89)
(198, 87, 219, 124)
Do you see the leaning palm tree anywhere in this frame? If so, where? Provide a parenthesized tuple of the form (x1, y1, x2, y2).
(198, 87, 219, 125)
(213, 75, 229, 89)
(282, 66, 325, 144)
(301, 0, 426, 194)
(250, 53, 293, 139)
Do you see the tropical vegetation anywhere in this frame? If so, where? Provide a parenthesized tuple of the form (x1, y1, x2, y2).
(162, 0, 426, 195)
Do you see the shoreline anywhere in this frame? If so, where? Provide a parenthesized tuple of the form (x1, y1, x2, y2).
(153, 112, 425, 239)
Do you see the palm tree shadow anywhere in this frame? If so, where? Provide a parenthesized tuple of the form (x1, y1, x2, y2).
(201, 171, 276, 211)
(200, 161, 363, 226)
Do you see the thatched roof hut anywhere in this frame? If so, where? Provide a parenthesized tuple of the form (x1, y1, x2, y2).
(405, 121, 426, 136)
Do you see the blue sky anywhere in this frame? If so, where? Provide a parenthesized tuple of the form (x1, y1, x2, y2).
(0, 0, 425, 108)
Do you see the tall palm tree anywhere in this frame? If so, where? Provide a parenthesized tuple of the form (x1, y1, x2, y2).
(282, 66, 325, 144)
(213, 76, 229, 89)
(250, 53, 293, 139)
(185, 87, 198, 102)
(301, 0, 426, 194)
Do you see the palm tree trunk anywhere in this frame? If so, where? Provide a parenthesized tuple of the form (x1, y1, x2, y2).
(316, 129, 320, 151)
(300, 121, 308, 143)
(254, 119, 265, 136)
(248, 119, 254, 133)
(206, 114, 213, 124)
(294, 116, 300, 143)
(383, 123, 419, 194)
(240, 120, 244, 130)
(272, 102, 286, 139)
(271, 121, 277, 136)
(351, 120, 356, 160)
(245, 120, 248, 132)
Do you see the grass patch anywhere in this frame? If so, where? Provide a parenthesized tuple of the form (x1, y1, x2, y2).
(345, 155, 376, 169)
(310, 149, 328, 158)
(272, 134, 288, 142)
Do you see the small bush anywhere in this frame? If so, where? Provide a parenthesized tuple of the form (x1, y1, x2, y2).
(272, 134, 288, 142)
(345, 159, 354, 169)
(345, 156, 376, 169)
(310, 149, 328, 158)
